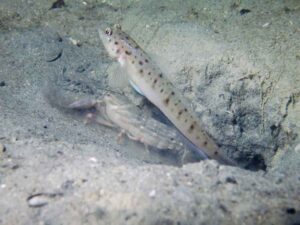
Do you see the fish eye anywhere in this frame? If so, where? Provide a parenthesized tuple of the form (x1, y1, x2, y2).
(105, 28, 112, 36)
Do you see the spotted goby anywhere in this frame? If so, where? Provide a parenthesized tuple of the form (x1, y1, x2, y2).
(98, 24, 237, 166)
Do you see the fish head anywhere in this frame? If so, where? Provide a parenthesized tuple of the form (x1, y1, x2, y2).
(98, 24, 123, 59)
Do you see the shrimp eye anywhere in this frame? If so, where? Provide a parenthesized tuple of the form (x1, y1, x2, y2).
(105, 28, 112, 36)
(114, 24, 122, 30)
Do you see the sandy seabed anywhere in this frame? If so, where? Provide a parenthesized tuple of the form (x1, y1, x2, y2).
(0, 0, 300, 224)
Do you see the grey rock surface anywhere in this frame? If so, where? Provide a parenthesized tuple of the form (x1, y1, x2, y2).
(0, 0, 300, 224)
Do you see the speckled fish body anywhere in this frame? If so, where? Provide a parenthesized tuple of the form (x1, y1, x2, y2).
(98, 24, 236, 166)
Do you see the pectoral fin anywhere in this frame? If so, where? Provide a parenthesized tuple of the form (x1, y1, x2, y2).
(129, 80, 144, 96)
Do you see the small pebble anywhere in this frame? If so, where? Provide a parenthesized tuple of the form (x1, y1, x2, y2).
(149, 189, 156, 198)
(27, 194, 50, 207)
(50, 0, 66, 9)
(0, 81, 5, 87)
(225, 177, 237, 184)
(240, 9, 251, 15)
(186, 181, 193, 186)
(262, 22, 270, 28)
(89, 157, 98, 163)
(68, 37, 81, 47)
(99, 189, 105, 197)
(27, 193, 62, 207)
